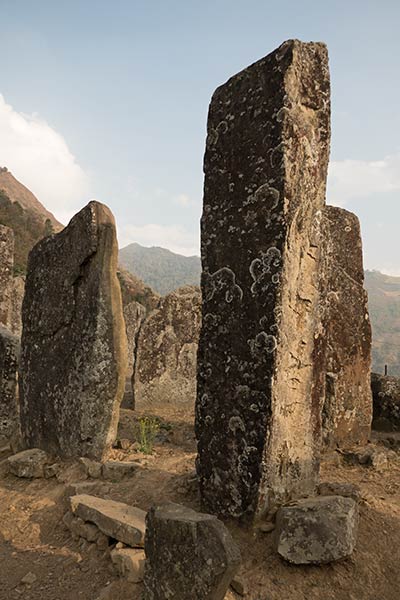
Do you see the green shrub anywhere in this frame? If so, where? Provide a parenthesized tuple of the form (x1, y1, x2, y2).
(137, 417, 160, 454)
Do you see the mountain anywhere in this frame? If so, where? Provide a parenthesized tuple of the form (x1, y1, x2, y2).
(364, 270, 400, 377)
(0, 167, 63, 273)
(119, 242, 201, 295)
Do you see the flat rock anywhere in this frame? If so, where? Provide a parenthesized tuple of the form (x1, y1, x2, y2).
(143, 502, 241, 600)
(111, 547, 145, 583)
(8, 448, 50, 478)
(317, 482, 361, 502)
(275, 495, 359, 564)
(70, 494, 146, 547)
(101, 461, 139, 481)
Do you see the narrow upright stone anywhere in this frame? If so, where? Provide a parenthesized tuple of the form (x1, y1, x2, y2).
(196, 40, 331, 518)
(19, 201, 127, 459)
(0, 225, 14, 327)
(0, 325, 20, 442)
(135, 286, 201, 408)
(321, 206, 372, 448)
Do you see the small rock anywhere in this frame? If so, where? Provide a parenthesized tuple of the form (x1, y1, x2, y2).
(57, 462, 88, 484)
(80, 457, 102, 479)
(8, 449, 50, 478)
(44, 463, 61, 478)
(230, 576, 247, 596)
(259, 522, 275, 533)
(101, 461, 139, 482)
(114, 438, 131, 451)
(275, 495, 359, 564)
(111, 548, 145, 583)
(21, 572, 37, 585)
(317, 482, 361, 502)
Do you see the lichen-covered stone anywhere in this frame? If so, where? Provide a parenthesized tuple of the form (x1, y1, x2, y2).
(371, 372, 400, 432)
(274, 495, 359, 564)
(143, 503, 241, 600)
(0, 225, 14, 328)
(135, 286, 201, 408)
(8, 448, 50, 478)
(0, 325, 20, 442)
(124, 300, 146, 372)
(196, 40, 331, 518)
(70, 494, 146, 547)
(19, 201, 128, 459)
(320, 206, 372, 448)
(8, 276, 25, 337)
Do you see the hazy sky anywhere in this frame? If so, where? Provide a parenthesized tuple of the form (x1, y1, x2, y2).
(0, 0, 399, 274)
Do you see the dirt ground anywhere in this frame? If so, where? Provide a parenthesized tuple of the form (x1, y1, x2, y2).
(0, 407, 399, 600)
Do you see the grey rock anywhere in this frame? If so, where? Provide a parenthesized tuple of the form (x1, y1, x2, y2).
(101, 461, 139, 481)
(19, 201, 128, 460)
(0, 325, 20, 441)
(275, 495, 359, 564)
(230, 576, 247, 596)
(135, 286, 201, 409)
(21, 572, 37, 585)
(317, 482, 361, 502)
(123, 300, 146, 372)
(8, 448, 50, 478)
(371, 373, 400, 432)
(0, 225, 14, 328)
(70, 494, 146, 547)
(111, 547, 145, 582)
(320, 207, 372, 449)
(196, 39, 331, 518)
(80, 457, 102, 479)
(143, 502, 241, 600)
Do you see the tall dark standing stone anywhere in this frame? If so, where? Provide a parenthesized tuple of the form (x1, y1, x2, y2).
(195, 40, 331, 518)
(19, 201, 127, 459)
(321, 206, 372, 448)
(0, 325, 20, 443)
(0, 225, 14, 328)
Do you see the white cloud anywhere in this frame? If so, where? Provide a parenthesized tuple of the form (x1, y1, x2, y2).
(327, 152, 400, 206)
(118, 223, 200, 256)
(0, 94, 90, 224)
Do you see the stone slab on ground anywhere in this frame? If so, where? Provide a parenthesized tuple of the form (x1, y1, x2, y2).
(317, 481, 361, 502)
(143, 502, 241, 600)
(70, 494, 146, 547)
(7, 448, 50, 478)
(274, 495, 359, 564)
(101, 461, 140, 482)
(111, 548, 145, 583)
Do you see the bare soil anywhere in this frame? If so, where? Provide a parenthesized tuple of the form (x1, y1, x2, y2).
(0, 407, 399, 600)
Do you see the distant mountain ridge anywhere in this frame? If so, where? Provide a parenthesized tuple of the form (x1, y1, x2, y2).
(119, 242, 201, 295)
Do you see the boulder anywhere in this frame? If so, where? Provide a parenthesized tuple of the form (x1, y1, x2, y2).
(19, 201, 128, 460)
(0, 325, 20, 441)
(7, 448, 50, 478)
(70, 494, 146, 547)
(320, 206, 372, 448)
(196, 39, 331, 518)
(317, 482, 361, 502)
(274, 495, 359, 564)
(111, 547, 145, 582)
(371, 373, 400, 432)
(135, 286, 201, 408)
(143, 503, 241, 600)
(101, 461, 139, 482)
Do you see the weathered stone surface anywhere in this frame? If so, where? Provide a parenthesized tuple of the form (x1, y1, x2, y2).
(0, 225, 14, 328)
(0, 325, 20, 441)
(70, 494, 146, 547)
(63, 510, 101, 542)
(111, 547, 145, 582)
(143, 503, 241, 600)
(101, 460, 139, 481)
(371, 373, 400, 432)
(135, 286, 201, 408)
(8, 275, 25, 336)
(275, 495, 358, 564)
(7, 448, 50, 478)
(317, 481, 361, 502)
(196, 40, 331, 518)
(124, 301, 146, 372)
(19, 201, 128, 459)
(320, 206, 372, 448)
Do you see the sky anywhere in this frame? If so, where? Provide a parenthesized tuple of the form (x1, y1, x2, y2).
(0, 0, 399, 274)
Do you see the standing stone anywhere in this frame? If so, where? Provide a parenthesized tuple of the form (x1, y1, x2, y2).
(19, 201, 127, 459)
(143, 503, 241, 600)
(135, 286, 201, 409)
(196, 40, 331, 518)
(0, 225, 14, 328)
(371, 372, 400, 432)
(321, 206, 372, 448)
(123, 300, 146, 408)
(8, 276, 25, 337)
(0, 325, 20, 442)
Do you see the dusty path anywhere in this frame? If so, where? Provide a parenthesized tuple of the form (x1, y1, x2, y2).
(0, 410, 399, 600)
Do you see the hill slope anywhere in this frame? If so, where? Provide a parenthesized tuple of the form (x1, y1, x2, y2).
(0, 167, 63, 273)
(364, 270, 400, 377)
(119, 242, 201, 295)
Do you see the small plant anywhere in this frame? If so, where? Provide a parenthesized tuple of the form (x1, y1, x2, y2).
(137, 417, 160, 454)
